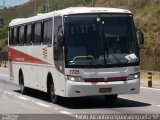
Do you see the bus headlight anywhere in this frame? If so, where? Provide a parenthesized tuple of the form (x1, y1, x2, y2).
(127, 73, 140, 80)
(66, 76, 84, 82)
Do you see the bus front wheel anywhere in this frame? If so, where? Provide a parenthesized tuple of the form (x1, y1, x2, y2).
(50, 81, 60, 104)
(19, 74, 27, 95)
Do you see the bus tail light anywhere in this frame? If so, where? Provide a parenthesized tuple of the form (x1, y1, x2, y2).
(66, 76, 84, 82)
(127, 73, 140, 80)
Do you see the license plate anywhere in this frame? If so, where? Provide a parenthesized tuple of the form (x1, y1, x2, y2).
(99, 88, 112, 93)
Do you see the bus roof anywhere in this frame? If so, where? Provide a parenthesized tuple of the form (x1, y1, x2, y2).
(9, 7, 132, 26)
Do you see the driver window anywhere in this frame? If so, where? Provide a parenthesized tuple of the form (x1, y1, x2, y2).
(54, 16, 62, 44)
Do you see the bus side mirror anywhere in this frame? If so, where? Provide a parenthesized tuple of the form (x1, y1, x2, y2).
(58, 32, 65, 46)
(137, 29, 144, 45)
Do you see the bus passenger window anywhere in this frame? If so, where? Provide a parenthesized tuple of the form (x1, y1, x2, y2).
(34, 22, 42, 44)
(9, 28, 14, 45)
(43, 19, 52, 44)
(13, 27, 19, 45)
(19, 26, 25, 45)
(26, 24, 32, 45)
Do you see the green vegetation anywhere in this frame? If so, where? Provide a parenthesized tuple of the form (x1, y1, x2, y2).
(156, 64, 160, 71)
(0, 0, 159, 55)
(95, 0, 160, 50)
(0, 25, 8, 37)
(0, 25, 8, 52)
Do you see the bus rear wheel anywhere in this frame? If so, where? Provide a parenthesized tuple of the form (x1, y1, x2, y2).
(19, 74, 27, 95)
(104, 95, 118, 104)
(50, 81, 60, 104)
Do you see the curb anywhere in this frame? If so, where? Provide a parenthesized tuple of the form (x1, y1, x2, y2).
(141, 83, 160, 89)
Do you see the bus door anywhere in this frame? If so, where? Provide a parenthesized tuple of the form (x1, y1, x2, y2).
(54, 16, 65, 96)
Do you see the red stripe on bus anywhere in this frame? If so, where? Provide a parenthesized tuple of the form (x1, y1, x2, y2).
(8, 47, 50, 65)
(83, 77, 127, 82)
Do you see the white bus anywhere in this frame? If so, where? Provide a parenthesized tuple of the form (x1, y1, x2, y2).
(8, 7, 144, 104)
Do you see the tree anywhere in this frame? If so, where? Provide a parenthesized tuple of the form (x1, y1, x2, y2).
(0, 18, 3, 27)
(0, 25, 8, 39)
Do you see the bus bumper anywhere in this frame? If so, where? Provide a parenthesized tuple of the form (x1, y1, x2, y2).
(65, 79, 140, 97)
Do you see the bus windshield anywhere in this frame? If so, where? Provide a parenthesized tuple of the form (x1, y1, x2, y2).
(64, 14, 139, 68)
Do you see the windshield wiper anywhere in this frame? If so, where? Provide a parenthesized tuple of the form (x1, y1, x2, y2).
(108, 51, 124, 64)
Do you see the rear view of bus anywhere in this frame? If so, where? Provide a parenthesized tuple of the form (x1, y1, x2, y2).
(8, 7, 144, 104)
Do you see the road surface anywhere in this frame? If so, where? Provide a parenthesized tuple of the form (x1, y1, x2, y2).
(0, 68, 160, 120)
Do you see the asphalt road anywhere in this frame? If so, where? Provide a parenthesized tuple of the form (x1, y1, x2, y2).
(0, 68, 160, 120)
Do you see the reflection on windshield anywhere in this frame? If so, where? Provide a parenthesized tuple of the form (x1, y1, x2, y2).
(64, 14, 139, 67)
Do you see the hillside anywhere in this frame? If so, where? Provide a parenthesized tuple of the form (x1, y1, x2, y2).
(0, 0, 159, 55)
(95, 0, 160, 50)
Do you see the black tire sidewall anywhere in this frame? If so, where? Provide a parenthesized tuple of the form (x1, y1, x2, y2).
(20, 74, 26, 94)
(50, 81, 59, 104)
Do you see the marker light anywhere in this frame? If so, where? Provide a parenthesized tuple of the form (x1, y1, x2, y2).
(127, 73, 140, 80)
(66, 76, 84, 82)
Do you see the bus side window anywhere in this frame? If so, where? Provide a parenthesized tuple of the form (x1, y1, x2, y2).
(9, 28, 14, 45)
(43, 19, 53, 44)
(33, 22, 42, 45)
(26, 24, 32, 45)
(17, 27, 20, 44)
(13, 27, 19, 45)
(54, 16, 62, 44)
(24, 25, 27, 44)
(19, 26, 25, 45)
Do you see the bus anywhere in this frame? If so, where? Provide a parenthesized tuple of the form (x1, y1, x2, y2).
(8, 7, 144, 104)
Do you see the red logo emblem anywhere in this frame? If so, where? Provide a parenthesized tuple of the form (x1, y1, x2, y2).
(42, 47, 48, 59)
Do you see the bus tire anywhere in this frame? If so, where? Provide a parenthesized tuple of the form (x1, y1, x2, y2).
(104, 94, 118, 104)
(19, 73, 27, 95)
(49, 80, 60, 104)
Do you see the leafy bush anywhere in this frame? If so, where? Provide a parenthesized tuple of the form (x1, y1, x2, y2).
(156, 64, 160, 71)
(0, 25, 8, 39)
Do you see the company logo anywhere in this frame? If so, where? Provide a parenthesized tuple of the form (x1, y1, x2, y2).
(104, 77, 108, 81)
(42, 47, 48, 59)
